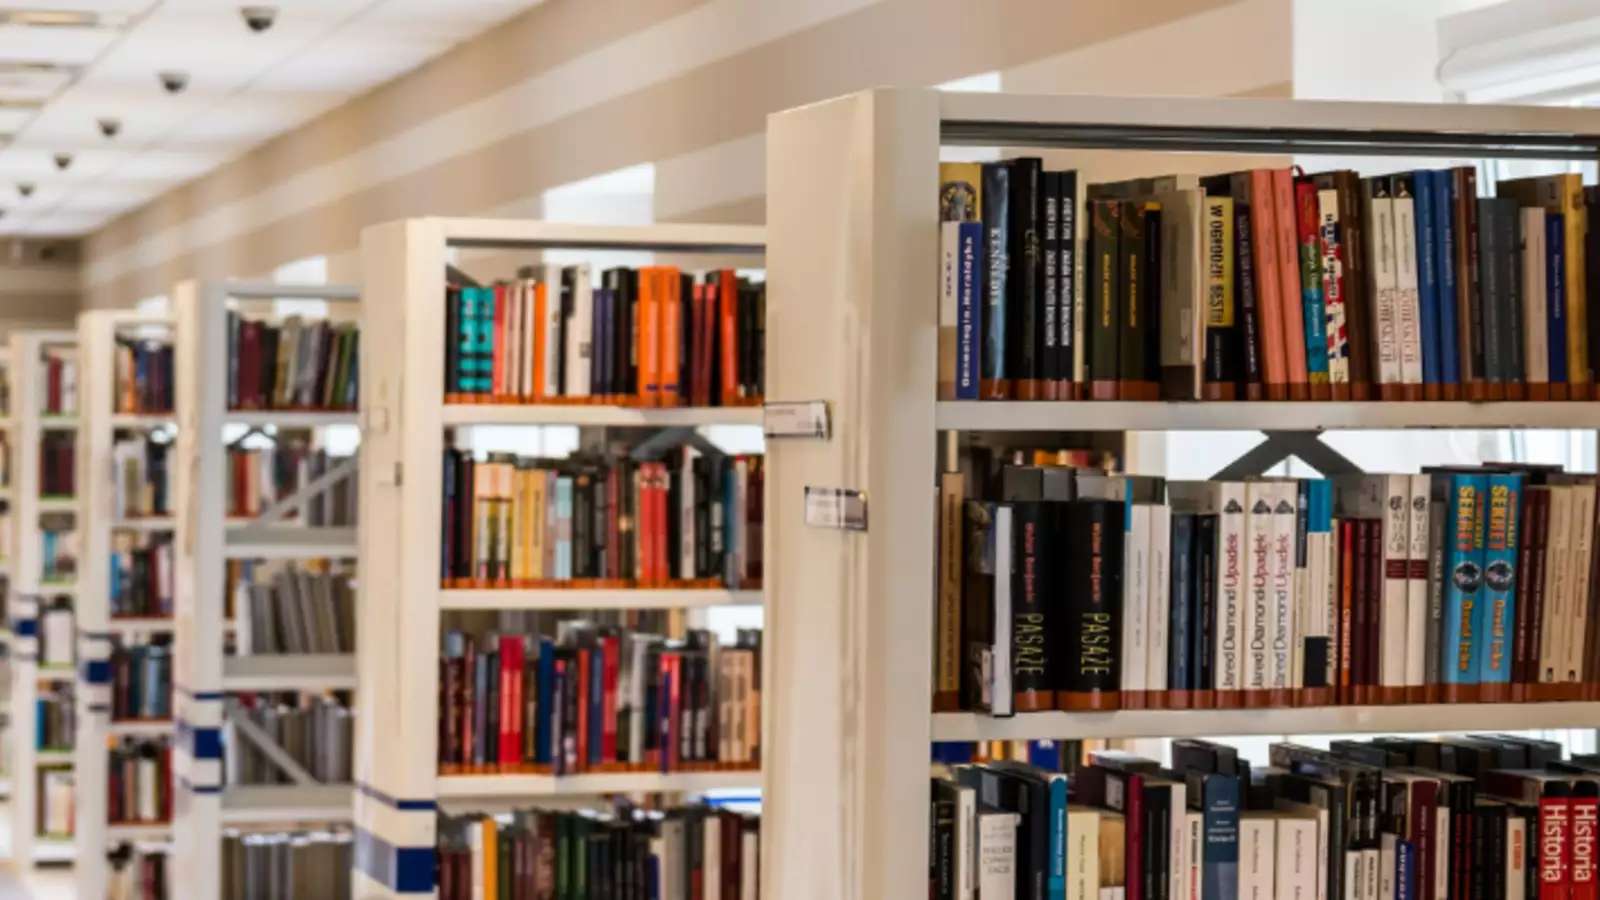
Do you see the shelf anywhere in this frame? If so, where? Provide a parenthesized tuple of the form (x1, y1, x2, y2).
(33, 837, 74, 863)
(435, 769, 761, 799)
(106, 822, 173, 841)
(934, 400, 1600, 432)
(223, 525, 356, 559)
(219, 784, 353, 825)
(223, 410, 358, 429)
(34, 582, 76, 596)
(109, 413, 174, 429)
(439, 587, 762, 611)
(102, 617, 175, 636)
(35, 749, 73, 765)
(930, 701, 1600, 742)
(108, 719, 174, 738)
(111, 518, 175, 533)
(35, 666, 74, 682)
(222, 653, 356, 691)
(37, 416, 78, 431)
(35, 497, 76, 513)
(441, 404, 762, 428)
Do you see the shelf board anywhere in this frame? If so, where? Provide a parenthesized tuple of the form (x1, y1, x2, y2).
(109, 413, 174, 429)
(106, 822, 172, 842)
(439, 587, 763, 611)
(111, 518, 174, 533)
(930, 701, 1600, 741)
(32, 837, 74, 863)
(35, 498, 77, 513)
(35, 666, 74, 682)
(35, 749, 73, 765)
(108, 719, 173, 738)
(34, 582, 76, 596)
(103, 617, 176, 636)
(222, 653, 356, 691)
(435, 769, 761, 798)
(224, 410, 358, 429)
(934, 400, 1600, 433)
(219, 783, 352, 825)
(37, 416, 78, 431)
(441, 404, 762, 428)
(223, 525, 356, 560)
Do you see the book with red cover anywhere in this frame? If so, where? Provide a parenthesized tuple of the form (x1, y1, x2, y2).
(1273, 168, 1311, 400)
(497, 635, 522, 767)
(1249, 170, 1289, 399)
(492, 282, 509, 398)
(719, 270, 740, 406)
(601, 634, 619, 765)
(660, 269, 683, 407)
(575, 646, 591, 772)
(1338, 518, 1357, 705)
(1575, 782, 1599, 900)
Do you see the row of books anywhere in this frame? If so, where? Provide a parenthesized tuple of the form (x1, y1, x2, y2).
(223, 695, 354, 786)
(438, 805, 761, 900)
(231, 561, 356, 656)
(38, 597, 73, 666)
(108, 738, 172, 825)
(110, 641, 171, 722)
(439, 625, 762, 775)
(222, 828, 351, 900)
(40, 430, 73, 496)
(937, 162, 1600, 402)
(37, 767, 73, 838)
(39, 344, 76, 415)
(113, 337, 174, 415)
(226, 312, 359, 412)
(938, 458, 1600, 716)
(35, 684, 73, 750)
(110, 532, 172, 619)
(446, 265, 766, 407)
(112, 435, 170, 520)
(227, 444, 357, 526)
(931, 735, 1598, 900)
(108, 845, 168, 900)
(441, 447, 764, 590)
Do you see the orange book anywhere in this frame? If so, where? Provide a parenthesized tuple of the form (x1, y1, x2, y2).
(660, 268, 682, 407)
(1272, 169, 1310, 399)
(1250, 170, 1289, 399)
(481, 818, 498, 897)
(529, 281, 547, 402)
(639, 268, 661, 407)
(719, 269, 740, 406)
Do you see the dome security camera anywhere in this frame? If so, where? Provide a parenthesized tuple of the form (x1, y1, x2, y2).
(53, 153, 71, 171)
(240, 6, 276, 32)
(97, 118, 120, 139)
(158, 70, 188, 94)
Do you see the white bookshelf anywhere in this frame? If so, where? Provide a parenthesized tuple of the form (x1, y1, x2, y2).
(74, 310, 177, 898)
(761, 88, 1600, 900)
(353, 218, 766, 897)
(0, 346, 12, 804)
(170, 279, 362, 900)
(7, 329, 80, 868)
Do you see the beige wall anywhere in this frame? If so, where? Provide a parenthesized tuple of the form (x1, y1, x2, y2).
(0, 239, 80, 336)
(78, 0, 1294, 307)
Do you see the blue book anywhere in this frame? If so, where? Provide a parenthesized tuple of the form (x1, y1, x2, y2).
(554, 476, 573, 579)
(1549, 213, 1569, 385)
(955, 221, 984, 400)
(931, 742, 975, 765)
(1197, 770, 1241, 900)
(1441, 472, 1488, 687)
(1413, 172, 1441, 388)
(1433, 171, 1461, 387)
(1396, 839, 1416, 900)
(535, 641, 555, 764)
(1478, 472, 1522, 685)
(1305, 480, 1334, 688)
(1169, 512, 1196, 693)
(35, 699, 45, 749)
(1299, 199, 1331, 386)
(1028, 740, 1059, 770)
(1047, 772, 1068, 900)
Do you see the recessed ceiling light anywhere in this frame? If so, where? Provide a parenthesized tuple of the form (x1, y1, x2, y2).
(53, 153, 70, 171)
(16, 182, 33, 198)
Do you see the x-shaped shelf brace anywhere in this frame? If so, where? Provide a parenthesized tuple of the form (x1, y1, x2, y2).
(225, 703, 319, 786)
(627, 426, 725, 462)
(1209, 430, 1366, 481)
(246, 454, 358, 526)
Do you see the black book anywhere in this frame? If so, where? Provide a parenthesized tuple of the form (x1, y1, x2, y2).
(1087, 200, 1121, 398)
(1193, 514, 1217, 695)
(960, 763, 1047, 900)
(1142, 201, 1163, 390)
(1009, 157, 1045, 399)
(1119, 200, 1149, 397)
(1198, 177, 1237, 391)
(1172, 738, 1240, 777)
(1008, 502, 1052, 711)
(1503, 202, 1525, 386)
(1061, 499, 1122, 708)
(1231, 173, 1264, 396)
(1042, 170, 1062, 393)
(445, 286, 461, 398)
(931, 785, 957, 900)
(1059, 170, 1079, 394)
(1477, 197, 1506, 388)
(980, 162, 1012, 398)
(1168, 513, 1196, 697)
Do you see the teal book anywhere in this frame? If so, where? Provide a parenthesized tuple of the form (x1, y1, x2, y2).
(1477, 472, 1522, 685)
(1441, 472, 1488, 687)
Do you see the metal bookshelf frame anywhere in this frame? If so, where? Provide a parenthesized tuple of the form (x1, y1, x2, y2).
(761, 88, 1600, 900)
(352, 218, 766, 897)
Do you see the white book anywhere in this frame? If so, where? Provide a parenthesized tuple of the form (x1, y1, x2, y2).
(1068, 806, 1102, 900)
(979, 809, 1020, 900)
(940, 222, 961, 399)
(954, 782, 977, 900)
(521, 279, 537, 398)
(1507, 812, 1528, 900)
(42, 603, 72, 666)
(1380, 474, 1412, 694)
(680, 446, 699, 580)
(1362, 847, 1380, 900)
(1122, 503, 1153, 701)
(1102, 891, 1127, 900)
(1167, 780, 1189, 900)
(704, 816, 722, 900)
(469, 821, 484, 900)
(1147, 504, 1173, 699)
(740, 827, 758, 900)
(1169, 480, 1248, 697)
(990, 506, 1014, 716)
(1434, 805, 1451, 900)
(1542, 486, 1574, 683)
(1244, 482, 1277, 699)
(1405, 474, 1432, 693)
(1241, 813, 1278, 900)
(1276, 800, 1330, 900)
(1186, 810, 1204, 900)
(565, 265, 594, 398)
(1366, 188, 1402, 389)
(1565, 481, 1596, 683)
(543, 263, 564, 397)
(1268, 482, 1298, 696)
(1378, 833, 1397, 900)
(1319, 188, 1351, 385)
(1345, 851, 1363, 900)
(1522, 208, 1550, 388)
(1391, 189, 1424, 386)
(1276, 813, 1319, 900)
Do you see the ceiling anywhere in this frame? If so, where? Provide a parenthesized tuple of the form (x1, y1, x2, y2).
(0, 0, 539, 237)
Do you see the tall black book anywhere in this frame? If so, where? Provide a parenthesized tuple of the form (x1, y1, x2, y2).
(1009, 157, 1045, 399)
(1087, 200, 1121, 400)
(980, 162, 1012, 399)
(1119, 200, 1148, 399)
(1058, 170, 1079, 398)
(1061, 499, 1122, 710)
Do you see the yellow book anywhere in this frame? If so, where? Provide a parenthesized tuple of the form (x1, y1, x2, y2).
(481, 817, 497, 898)
(1499, 174, 1587, 385)
(528, 469, 546, 581)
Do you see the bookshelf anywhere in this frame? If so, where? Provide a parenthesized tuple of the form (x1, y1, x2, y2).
(169, 279, 362, 900)
(7, 329, 79, 868)
(761, 88, 1600, 899)
(353, 218, 766, 897)
(74, 310, 176, 898)
(0, 344, 14, 805)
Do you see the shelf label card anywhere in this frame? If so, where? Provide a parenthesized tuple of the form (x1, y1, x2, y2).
(804, 486, 867, 531)
(764, 400, 830, 439)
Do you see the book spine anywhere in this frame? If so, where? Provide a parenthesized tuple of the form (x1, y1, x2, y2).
(1505, 201, 1527, 395)
(1523, 208, 1551, 396)
(980, 163, 1012, 398)
(1201, 775, 1241, 900)
(1542, 795, 1572, 900)
(1122, 503, 1152, 709)
(1243, 484, 1274, 706)
(1267, 483, 1297, 707)
(1236, 206, 1264, 399)
(1459, 168, 1485, 398)
(939, 223, 961, 401)
(1170, 513, 1196, 703)
(935, 472, 966, 712)
(1061, 500, 1121, 710)
(1573, 792, 1598, 900)
(1043, 171, 1062, 400)
(1250, 171, 1288, 398)
(1441, 473, 1488, 700)
(1479, 199, 1506, 395)
(1405, 474, 1432, 702)
(1013, 502, 1054, 711)
(1204, 196, 1237, 398)
(1551, 214, 1570, 393)
(1562, 179, 1589, 392)
(1010, 158, 1045, 400)
(1430, 171, 1461, 394)
(1215, 483, 1247, 707)
(1194, 515, 1218, 705)
(1369, 184, 1403, 397)
(1296, 180, 1331, 396)
(1393, 185, 1425, 396)
(1089, 200, 1122, 399)
(1414, 172, 1442, 396)
(1380, 474, 1412, 704)
(956, 222, 984, 400)
(1060, 171, 1079, 399)
(1274, 169, 1310, 398)
(1479, 473, 1523, 696)
(1319, 188, 1351, 395)
(1119, 201, 1153, 399)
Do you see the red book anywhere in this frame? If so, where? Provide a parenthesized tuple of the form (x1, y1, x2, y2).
(460, 641, 476, 766)
(498, 636, 523, 767)
(575, 646, 591, 772)
(1408, 778, 1439, 900)
(1575, 784, 1599, 900)
(1273, 168, 1310, 399)
(636, 466, 653, 584)
(719, 270, 740, 405)
(1546, 790, 1576, 900)
(655, 463, 671, 582)
(492, 282, 508, 398)
(601, 635, 619, 764)
(1250, 170, 1289, 399)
